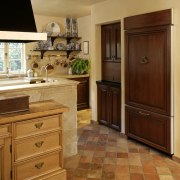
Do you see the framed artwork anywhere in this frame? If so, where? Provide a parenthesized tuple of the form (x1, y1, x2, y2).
(83, 41, 89, 55)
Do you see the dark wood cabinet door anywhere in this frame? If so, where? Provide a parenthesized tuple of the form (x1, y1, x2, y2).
(125, 26, 171, 115)
(101, 25, 113, 62)
(110, 87, 121, 131)
(97, 84, 109, 126)
(97, 81, 121, 131)
(102, 62, 121, 83)
(101, 23, 121, 83)
(113, 23, 121, 62)
(126, 106, 171, 154)
(70, 77, 89, 111)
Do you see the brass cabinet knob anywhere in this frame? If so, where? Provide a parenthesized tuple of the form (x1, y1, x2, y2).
(35, 141, 44, 148)
(35, 162, 44, 169)
(34, 122, 43, 129)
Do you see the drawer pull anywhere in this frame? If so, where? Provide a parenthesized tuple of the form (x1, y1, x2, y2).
(35, 162, 44, 169)
(34, 122, 43, 129)
(139, 111, 150, 116)
(35, 141, 44, 148)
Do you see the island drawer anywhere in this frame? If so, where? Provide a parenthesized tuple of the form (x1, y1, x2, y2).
(14, 131, 62, 162)
(14, 151, 62, 180)
(39, 169, 66, 180)
(0, 124, 11, 136)
(13, 115, 62, 139)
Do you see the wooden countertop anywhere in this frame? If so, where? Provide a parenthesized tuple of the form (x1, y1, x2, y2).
(0, 100, 69, 125)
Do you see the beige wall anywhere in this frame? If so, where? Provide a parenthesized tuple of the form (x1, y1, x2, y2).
(90, 0, 180, 157)
(26, 15, 68, 76)
(26, 15, 84, 76)
(78, 15, 91, 58)
(78, 15, 92, 106)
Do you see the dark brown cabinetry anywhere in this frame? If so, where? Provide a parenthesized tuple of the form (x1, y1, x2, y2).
(97, 22, 121, 131)
(101, 23, 121, 83)
(70, 77, 89, 111)
(125, 9, 173, 154)
(97, 81, 121, 131)
(126, 106, 171, 153)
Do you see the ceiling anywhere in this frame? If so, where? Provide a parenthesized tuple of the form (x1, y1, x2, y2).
(31, 0, 106, 18)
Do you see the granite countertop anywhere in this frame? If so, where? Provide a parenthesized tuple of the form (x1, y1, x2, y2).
(0, 100, 69, 125)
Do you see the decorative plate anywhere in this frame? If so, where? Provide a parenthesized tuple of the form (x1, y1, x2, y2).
(56, 43, 65, 50)
(46, 22, 60, 36)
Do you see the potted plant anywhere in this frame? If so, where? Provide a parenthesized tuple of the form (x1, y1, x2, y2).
(71, 58, 90, 75)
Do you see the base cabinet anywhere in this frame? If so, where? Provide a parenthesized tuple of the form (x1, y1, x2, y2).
(70, 77, 89, 111)
(126, 106, 171, 154)
(0, 125, 11, 180)
(13, 114, 66, 180)
(0, 101, 67, 180)
(97, 81, 121, 131)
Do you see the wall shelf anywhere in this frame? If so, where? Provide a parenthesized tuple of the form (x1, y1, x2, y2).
(32, 49, 82, 59)
(49, 36, 82, 44)
(31, 36, 82, 59)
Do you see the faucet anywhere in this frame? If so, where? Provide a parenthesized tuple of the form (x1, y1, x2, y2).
(6, 67, 10, 78)
(40, 66, 48, 82)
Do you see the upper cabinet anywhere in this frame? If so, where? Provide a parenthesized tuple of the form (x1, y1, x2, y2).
(102, 23, 121, 62)
(101, 23, 121, 83)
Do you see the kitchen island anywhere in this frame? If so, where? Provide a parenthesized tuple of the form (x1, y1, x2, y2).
(0, 77, 78, 157)
(0, 100, 68, 180)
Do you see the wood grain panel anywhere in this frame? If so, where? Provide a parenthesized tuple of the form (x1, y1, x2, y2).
(110, 87, 121, 131)
(125, 26, 171, 115)
(126, 106, 171, 154)
(97, 84, 109, 126)
(0, 136, 11, 180)
(14, 115, 61, 139)
(124, 9, 172, 30)
(102, 62, 121, 83)
(14, 131, 62, 162)
(15, 151, 62, 180)
(70, 77, 89, 111)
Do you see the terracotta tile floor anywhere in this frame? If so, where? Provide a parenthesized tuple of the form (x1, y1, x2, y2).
(65, 122, 180, 180)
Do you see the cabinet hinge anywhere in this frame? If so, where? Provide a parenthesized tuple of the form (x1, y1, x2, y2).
(10, 170, 12, 179)
(10, 144, 12, 153)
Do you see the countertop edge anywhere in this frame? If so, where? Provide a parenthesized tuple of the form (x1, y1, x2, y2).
(0, 100, 69, 125)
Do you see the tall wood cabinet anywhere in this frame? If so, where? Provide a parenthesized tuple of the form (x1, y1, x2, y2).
(97, 22, 121, 131)
(125, 9, 173, 154)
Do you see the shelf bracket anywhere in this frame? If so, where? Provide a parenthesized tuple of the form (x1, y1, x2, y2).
(40, 50, 46, 59)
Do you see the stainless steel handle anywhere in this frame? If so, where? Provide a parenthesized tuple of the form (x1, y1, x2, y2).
(34, 122, 43, 129)
(139, 111, 150, 116)
(140, 56, 149, 64)
(35, 141, 44, 148)
(35, 162, 44, 169)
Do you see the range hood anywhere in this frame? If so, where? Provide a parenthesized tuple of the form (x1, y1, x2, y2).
(0, 0, 47, 42)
